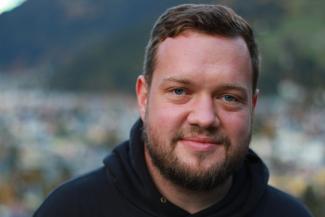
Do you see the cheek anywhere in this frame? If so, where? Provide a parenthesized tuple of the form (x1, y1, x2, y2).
(147, 95, 188, 129)
(219, 110, 252, 139)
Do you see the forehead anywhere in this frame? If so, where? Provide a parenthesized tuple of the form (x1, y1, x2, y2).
(156, 31, 249, 62)
(153, 31, 252, 89)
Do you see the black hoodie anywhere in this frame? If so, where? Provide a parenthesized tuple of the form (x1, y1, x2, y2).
(33, 120, 313, 217)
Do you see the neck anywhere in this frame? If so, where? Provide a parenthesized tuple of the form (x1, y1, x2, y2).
(144, 148, 233, 214)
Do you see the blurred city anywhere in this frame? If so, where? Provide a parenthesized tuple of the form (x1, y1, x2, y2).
(0, 0, 324, 217)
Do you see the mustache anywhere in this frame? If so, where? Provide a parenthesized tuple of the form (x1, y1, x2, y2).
(172, 126, 230, 146)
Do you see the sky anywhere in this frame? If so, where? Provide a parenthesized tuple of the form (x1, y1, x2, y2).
(0, 0, 26, 14)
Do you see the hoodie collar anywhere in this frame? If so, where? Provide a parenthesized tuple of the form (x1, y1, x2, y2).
(104, 119, 269, 217)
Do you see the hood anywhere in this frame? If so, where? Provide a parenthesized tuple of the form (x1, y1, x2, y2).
(103, 119, 269, 217)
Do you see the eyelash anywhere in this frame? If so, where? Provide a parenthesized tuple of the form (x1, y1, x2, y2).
(172, 88, 186, 96)
(222, 95, 239, 103)
(166, 88, 244, 106)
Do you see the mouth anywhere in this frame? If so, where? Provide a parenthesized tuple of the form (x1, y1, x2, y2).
(179, 136, 223, 152)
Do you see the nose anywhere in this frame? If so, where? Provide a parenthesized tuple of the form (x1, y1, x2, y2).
(187, 95, 219, 128)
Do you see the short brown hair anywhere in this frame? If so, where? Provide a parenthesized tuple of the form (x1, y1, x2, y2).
(143, 4, 260, 92)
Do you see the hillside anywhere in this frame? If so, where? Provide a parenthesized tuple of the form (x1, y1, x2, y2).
(0, 0, 212, 70)
(0, 0, 324, 93)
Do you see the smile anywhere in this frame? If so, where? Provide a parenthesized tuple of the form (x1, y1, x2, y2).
(179, 137, 222, 152)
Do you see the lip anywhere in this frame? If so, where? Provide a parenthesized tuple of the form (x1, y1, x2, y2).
(179, 137, 221, 152)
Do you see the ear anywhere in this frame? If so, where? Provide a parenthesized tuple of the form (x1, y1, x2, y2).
(136, 75, 149, 121)
(252, 89, 259, 110)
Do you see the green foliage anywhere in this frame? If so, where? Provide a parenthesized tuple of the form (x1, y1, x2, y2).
(301, 185, 325, 217)
(49, 26, 148, 93)
(256, 0, 325, 93)
(46, 0, 325, 93)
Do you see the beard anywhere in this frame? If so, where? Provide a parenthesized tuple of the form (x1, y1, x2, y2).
(142, 120, 251, 192)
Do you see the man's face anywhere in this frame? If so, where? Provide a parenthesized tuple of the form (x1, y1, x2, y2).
(136, 31, 257, 191)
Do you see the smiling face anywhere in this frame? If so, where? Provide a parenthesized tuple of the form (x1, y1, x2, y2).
(136, 31, 257, 191)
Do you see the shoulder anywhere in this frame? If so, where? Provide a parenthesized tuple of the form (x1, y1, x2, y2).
(252, 185, 314, 217)
(33, 166, 116, 217)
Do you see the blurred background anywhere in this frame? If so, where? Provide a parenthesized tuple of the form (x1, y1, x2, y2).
(0, 0, 324, 216)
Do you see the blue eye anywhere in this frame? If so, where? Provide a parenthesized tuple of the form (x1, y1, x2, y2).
(223, 95, 238, 102)
(173, 88, 186, 95)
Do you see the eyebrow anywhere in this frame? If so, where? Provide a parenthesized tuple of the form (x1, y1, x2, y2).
(162, 77, 192, 85)
(217, 84, 248, 93)
(161, 77, 248, 93)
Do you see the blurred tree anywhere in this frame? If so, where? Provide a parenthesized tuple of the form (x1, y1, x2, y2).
(49, 26, 147, 93)
(1, 0, 324, 94)
(301, 185, 325, 217)
(256, 0, 325, 93)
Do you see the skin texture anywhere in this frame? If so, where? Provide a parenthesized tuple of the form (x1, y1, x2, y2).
(136, 31, 258, 213)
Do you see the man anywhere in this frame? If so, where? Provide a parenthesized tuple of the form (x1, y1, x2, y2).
(33, 4, 313, 217)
